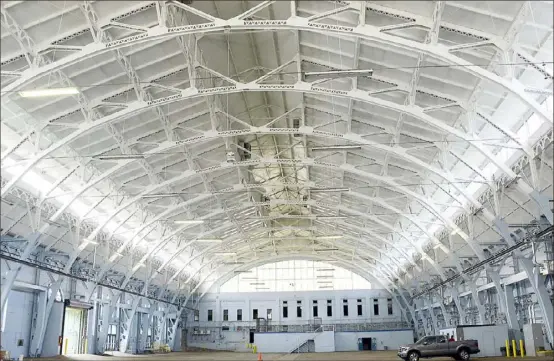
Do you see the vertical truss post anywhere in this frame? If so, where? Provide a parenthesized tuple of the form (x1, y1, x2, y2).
(437, 298, 451, 328)
(29, 287, 47, 357)
(486, 267, 515, 327)
(167, 307, 182, 350)
(138, 305, 151, 353)
(493, 218, 553, 342)
(30, 277, 63, 356)
(119, 296, 141, 352)
(503, 284, 522, 336)
(427, 299, 438, 334)
(449, 285, 466, 324)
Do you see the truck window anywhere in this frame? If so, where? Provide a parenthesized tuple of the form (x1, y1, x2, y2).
(437, 336, 446, 343)
(416, 336, 437, 344)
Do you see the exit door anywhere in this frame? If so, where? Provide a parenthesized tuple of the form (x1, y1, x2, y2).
(361, 337, 372, 350)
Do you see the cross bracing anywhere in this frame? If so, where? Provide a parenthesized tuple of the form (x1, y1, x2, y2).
(1, 0, 553, 350)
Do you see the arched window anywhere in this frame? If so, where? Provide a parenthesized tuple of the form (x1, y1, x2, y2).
(220, 260, 371, 292)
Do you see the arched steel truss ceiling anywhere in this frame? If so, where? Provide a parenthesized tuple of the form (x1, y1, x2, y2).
(16, 151, 547, 291)
(1, 79, 547, 197)
(2, 1, 550, 127)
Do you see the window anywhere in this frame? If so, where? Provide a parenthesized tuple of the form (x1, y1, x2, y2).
(237, 309, 242, 321)
(267, 309, 272, 320)
(222, 326, 230, 331)
(297, 300, 302, 318)
(207, 309, 213, 321)
(373, 299, 379, 316)
(313, 300, 318, 317)
(194, 310, 199, 321)
(253, 309, 258, 319)
(343, 299, 348, 317)
(223, 309, 229, 321)
(387, 298, 393, 315)
(327, 300, 332, 317)
(283, 301, 288, 318)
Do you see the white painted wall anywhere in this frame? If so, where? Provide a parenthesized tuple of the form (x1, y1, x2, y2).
(195, 289, 402, 325)
(254, 332, 315, 353)
(334, 330, 414, 351)
(314, 331, 335, 352)
(1, 290, 33, 357)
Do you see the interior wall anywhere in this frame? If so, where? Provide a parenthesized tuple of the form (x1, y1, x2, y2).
(1, 290, 33, 357)
(334, 330, 414, 351)
(196, 289, 400, 325)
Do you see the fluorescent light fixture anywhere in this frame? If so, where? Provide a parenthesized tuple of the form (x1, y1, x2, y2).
(317, 216, 348, 220)
(214, 252, 236, 256)
(316, 236, 343, 240)
(311, 145, 362, 151)
(94, 154, 145, 160)
(255, 287, 270, 290)
(310, 188, 349, 193)
(241, 277, 258, 280)
(81, 239, 98, 246)
(224, 262, 246, 265)
(318, 286, 333, 289)
(450, 229, 458, 236)
(195, 239, 222, 243)
(317, 281, 333, 284)
(174, 220, 204, 225)
(317, 268, 335, 271)
(19, 87, 80, 98)
(314, 248, 340, 252)
(233, 270, 250, 273)
(304, 69, 373, 78)
(132, 262, 145, 271)
(250, 282, 265, 285)
(141, 193, 184, 198)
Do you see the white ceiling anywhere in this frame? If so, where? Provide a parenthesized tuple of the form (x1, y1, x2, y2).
(1, 0, 552, 298)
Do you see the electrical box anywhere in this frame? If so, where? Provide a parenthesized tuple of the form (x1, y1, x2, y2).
(523, 323, 546, 356)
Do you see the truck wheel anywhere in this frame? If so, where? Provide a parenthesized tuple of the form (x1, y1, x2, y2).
(408, 351, 420, 361)
(457, 348, 470, 361)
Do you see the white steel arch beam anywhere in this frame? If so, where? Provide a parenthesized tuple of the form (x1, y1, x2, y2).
(121, 224, 409, 291)
(2, 82, 546, 226)
(2, 3, 549, 127)
(6, 154, 515, 288)
(157, 226, 406, 297)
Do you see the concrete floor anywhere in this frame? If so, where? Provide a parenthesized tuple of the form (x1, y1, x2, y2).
(24, 351, 553, 361)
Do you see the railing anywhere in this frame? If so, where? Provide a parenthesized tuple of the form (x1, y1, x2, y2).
(188, 320, 410, 333)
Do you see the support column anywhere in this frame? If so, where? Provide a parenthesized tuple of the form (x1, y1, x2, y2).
(139, 307, 151, 352)
(28, 289, 48, 357)
(437, 299, 451, 328)
(450, 286, 466, 324)
(487, 268, 516, 327)
(503, 284, 522, 339)
(427, 303, 438, 335)
(119, 296, 141, 352)
(1, 233, 40, 312)
(30, 277, 63, 357)
(468, 280, 486, 324)
(517, 257, 553, 344)
(494, 217, 553, 344)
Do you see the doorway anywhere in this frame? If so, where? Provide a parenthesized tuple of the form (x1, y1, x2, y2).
(249, 330, 255, 343)
(61, 306, 88, 355)
(361, 337, 372, 351)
